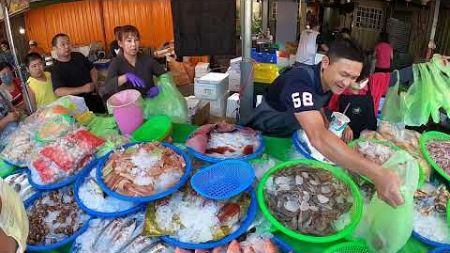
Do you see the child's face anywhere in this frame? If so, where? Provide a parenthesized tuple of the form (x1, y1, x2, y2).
(28, 59, 44, 78)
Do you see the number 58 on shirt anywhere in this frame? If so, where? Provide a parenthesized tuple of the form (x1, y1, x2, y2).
(292, 92, 314, 108)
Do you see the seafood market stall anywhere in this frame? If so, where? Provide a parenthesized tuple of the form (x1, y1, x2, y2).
(1, 92, 449, 253)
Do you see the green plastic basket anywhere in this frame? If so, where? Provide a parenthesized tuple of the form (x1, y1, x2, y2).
(349, 139, 426, 187)
(257, 159, 364, 243)
(420, 131, 450, 181)
(131, 115, 172, 142)
(447, 199, 450, 226)
(323, 241, 370, 253)
(0, 159, 15, 178)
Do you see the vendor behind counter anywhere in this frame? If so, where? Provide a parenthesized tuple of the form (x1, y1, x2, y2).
(103, 25, 166, 100)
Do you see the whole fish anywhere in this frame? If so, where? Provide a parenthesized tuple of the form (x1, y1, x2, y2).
(118, 235, 158, 253)
(93, 219, 125, 251)
(107, 218, 137, 253)
(139, 242, 172, 253)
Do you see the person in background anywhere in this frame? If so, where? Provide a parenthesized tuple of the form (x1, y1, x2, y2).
(295, 23, 328, 66)
(25, 53, 57, 109)
(339, 28, 352, 40)
(328, 56, 450, 140)
(28, 40, 45, 56)
(0, 178, 29, 253)
(108, 26, 122, 58)
(51, 33, 106, 113)
(0, 62, 23, 108)
(374, 32, 393, 73)
(0, 41, 15, 66)
(104, 25, 166, 99)
(243, 39, 403, 208)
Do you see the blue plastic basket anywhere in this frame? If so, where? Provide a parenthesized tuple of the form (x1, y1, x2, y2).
(291, 131, 314, 159)
(430, 247, 450, 253)
(252, 48, 277, 64)
(74, 162, 143, 218)
(2, 158, 26, 168)
(191, 160, 255, 200)
(27, 158, 97, 191)
(272, 237, 296, 253)
(412, 230, 450, 248)
(161, 188, 258, 250)
(186, 125, 265, 163)
(96, 142, 192, 203)
(25, 190, 91, 252)
(4, 168, 40, 205)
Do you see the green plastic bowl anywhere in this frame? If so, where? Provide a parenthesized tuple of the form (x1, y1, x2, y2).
(257, 159, 364, 243)
(420, 131, 450, 182)
(131, 115, 172, 142)
(349, 139, 426, 188)
(323, 241, 370, 253)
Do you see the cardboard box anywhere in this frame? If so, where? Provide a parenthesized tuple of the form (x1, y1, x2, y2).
(191, 101, 210, 126)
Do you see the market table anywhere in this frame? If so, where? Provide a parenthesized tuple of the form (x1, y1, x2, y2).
(172, 123, 432, 253)
(0, 122, 433, 253)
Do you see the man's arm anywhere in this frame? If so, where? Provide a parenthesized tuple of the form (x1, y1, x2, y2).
(296, 110, 403, 207)
(54, 84, 92, 97)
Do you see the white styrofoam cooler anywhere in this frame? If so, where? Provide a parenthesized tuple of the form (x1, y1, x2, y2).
(226, 93, 240, 119)
(209, 93, 228, 117)
(194, 72, 229, 100)
(228, 68, 240, 92)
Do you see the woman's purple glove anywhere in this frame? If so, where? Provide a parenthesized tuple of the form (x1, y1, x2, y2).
(125, 73, 145, 88)
(146, 86, 160, 98)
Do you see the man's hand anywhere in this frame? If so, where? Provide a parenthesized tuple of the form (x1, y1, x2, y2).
(342, 126, 354, 143)
(441, 55, 450, 66)
(82, 83, 94, 93)
(372, 169, 404, 207)
(5, 111, 19, 123)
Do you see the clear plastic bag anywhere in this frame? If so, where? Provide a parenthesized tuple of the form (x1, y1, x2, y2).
(143, 73, 188, 123)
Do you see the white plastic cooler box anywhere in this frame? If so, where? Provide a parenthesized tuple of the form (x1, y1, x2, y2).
(194, 72, 229, 100)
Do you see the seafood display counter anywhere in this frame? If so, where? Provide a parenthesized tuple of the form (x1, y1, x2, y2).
(2, 113, 449, 253)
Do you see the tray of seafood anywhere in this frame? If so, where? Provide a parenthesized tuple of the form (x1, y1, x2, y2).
(186, 123, 264, 163)
(34, 114, 76, 144)
(143, 186, 257, 249)
(74, 162, 143, 218)
(26, 187, 91, 251)
(28, 129, 105, 190)
(96, 142, 191, 202)
(4, 169, 38, 204)
(420, 131, 450, 181)
(257, 159, 363, 243)
(350, 139, 425, 186)
(170, 233, 295, 253)
(0, 127, 37, 167)
(70, 211, 177, 253)
(412, 183, 450, 247)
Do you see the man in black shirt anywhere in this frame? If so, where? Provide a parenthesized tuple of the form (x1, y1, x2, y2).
(108, 26, 121, 58)
(51, 33, 106, 113)
(244, 39, 404, 208)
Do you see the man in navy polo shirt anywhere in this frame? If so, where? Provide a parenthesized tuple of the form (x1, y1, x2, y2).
(244, 39, 403, 208)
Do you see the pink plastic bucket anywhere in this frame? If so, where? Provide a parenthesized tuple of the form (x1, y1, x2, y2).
(107, 89, 143, 135)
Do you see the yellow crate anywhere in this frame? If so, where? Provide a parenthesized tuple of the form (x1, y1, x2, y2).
(253, 63, 279, 84)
